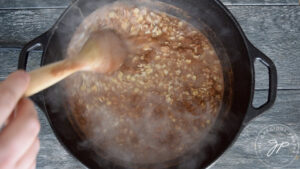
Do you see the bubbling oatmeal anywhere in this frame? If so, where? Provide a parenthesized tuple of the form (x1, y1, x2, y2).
(65, 4, 224, 164)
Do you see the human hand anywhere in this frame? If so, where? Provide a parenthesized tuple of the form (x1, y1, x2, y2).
(0, 71, 40, 169)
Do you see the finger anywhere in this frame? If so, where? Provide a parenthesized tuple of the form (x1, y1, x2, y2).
(0, 98, 40, 162)
(15, 138, 39, 169)
(28, 160, 36, 169)
(4, 110, 16, 127)
(0, 71, 30, 126)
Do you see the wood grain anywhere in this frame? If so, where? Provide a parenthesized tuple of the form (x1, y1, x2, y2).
(228, 6, 300, 90)
(35, 105, 86, 169)
(222, 0, 299, 5)
(0, 2, 299, 169)
(0, 6, 299, 47)
(0, 0, 298, 9)
(1, 31, 300, 90)
(0, 48, 299, 168)
(213, 90, 300, 169)
(0, 9, 64, 47)
(0, 7, 299, 89)
(0, 48, 41, 81)
(32, 90, 300, 169)
(0, 0, 72, 9)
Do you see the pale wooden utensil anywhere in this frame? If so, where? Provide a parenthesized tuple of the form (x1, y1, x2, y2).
(25, 29, 128, 97)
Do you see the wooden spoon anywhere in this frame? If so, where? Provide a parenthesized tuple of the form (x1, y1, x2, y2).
(25, 29, 128, 97)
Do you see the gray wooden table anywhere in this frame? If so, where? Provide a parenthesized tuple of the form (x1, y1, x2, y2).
(0, 0, 300, 168)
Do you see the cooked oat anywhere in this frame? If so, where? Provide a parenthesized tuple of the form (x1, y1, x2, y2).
(65, 5, 224, 164)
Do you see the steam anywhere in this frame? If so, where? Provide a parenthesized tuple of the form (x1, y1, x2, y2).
(73, 85, 217, 163)
(68, 0, 213, 166)
(44, 0, 236, 169)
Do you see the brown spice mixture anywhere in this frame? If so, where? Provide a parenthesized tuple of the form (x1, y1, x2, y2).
(65, 5, 224, 164)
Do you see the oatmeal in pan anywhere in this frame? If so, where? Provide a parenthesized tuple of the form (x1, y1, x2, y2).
(65, 5, 224, 164)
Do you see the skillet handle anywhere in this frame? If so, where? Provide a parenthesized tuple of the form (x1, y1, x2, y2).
(18, 31, 49, 69)
(243, 41, 277, 124)
(18, 31, 50, 112)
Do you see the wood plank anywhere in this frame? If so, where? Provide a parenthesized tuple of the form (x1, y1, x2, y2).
(228, 6, 300, 34)
(213, 90, 300, 169)
(0, 6, 299, 47)
(0, 0, 298, 9)
(32, 90, 300, 169)
(0, 46, 298, 91)
(0, 50, 299, 167)
(249, 32, 300, 90)
(0, 9, 64, 47)
(0, 0, 71, 9)
(0, 48, 86, 168)
(222, 0, 299, 5)
(0, 6, 299, 89)
(1, 55, 299, 168)
(36, 105, 86, 169)
(0, 45, 298, 90)
(0, 48, 85, 168)
(227, 6, 300, 90)
(0, 48, 41, 81)
(0, 5, 299, 168)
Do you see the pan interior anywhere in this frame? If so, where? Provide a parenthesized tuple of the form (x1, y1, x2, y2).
(41, 0, 254, 169)
(62, 1, 232, 167)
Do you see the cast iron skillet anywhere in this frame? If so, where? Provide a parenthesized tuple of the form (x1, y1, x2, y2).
(18, 0, 277, 168)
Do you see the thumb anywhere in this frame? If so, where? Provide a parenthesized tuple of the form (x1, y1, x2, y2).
(0, 71, 30, 126)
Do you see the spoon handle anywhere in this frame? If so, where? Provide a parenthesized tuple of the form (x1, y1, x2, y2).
(25, 59, 82, 97)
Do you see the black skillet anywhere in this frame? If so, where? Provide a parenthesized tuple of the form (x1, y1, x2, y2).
(18, 0, 277, 168)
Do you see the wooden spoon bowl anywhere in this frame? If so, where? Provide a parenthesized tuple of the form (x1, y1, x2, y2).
(25, 29, 128, 97)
